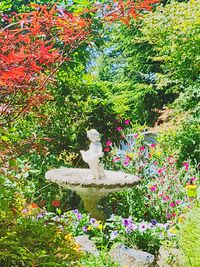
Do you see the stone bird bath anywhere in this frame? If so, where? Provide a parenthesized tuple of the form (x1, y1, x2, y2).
(45, 129, 140, 220)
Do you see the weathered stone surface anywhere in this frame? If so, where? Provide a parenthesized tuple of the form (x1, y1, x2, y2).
(157, 246, 184, 267)
(109, 243, 155, 267)
(75, 235, 99, 256)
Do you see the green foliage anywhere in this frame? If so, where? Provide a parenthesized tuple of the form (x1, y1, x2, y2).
(0, 218, 81, 266)
(179, 204, 200, 267)
(141, 0, 200, 86)
(80, 251, 119, 267)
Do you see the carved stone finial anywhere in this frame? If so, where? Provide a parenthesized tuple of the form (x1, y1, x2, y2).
(80, 129, 106, 180)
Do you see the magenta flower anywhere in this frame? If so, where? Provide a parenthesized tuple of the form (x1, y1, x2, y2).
(116, 126, 122, 132)
(149, 143, 156, 148)
(104, 147, 110, 152)
(124, 119, 130, 125)
(190, 177, 196, 181)
(123, 161, 129, 167)
(139, 146, 145, 151)
(170, 202, 175, 207)
(183, 162, 189, 171)
(157, 168, 164, 175)
(133, 134, 139, 138)
(150, 186, 157, 191)
(163, 196, 170, 202)
(106, 140, 112, 147)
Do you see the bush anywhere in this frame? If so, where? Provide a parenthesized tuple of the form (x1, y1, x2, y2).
(0, 217, 81, 267)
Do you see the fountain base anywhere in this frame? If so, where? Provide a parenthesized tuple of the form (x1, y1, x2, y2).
(45, 168, 140, 220)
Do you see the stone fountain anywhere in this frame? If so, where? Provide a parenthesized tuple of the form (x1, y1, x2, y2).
(45, 129, 140, 220)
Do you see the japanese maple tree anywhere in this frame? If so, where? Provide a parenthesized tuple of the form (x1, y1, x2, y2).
(0, 0, 159, 124)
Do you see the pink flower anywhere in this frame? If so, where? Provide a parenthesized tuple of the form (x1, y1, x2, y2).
(106, 140, 112, 147)
(148, 153, 151, 158)
(170, 202, 175, 207)
(123, 161, 129, 167)
(139, 146, 145, 151)
(190, 177, 196, 181)
(166, 214, 171, 219)
(183, 162, 189, 171)
(124, 119, 130, 125)
(150, 186, 157, 191)
(149, 143, 156, 148)
(175, 200, 181, 205)
(157, 168, 164, 174)
(163, 196, 170, 202)
(133, 134, 139, 138)
(116, 126, 122, 132)
(104, 147, 110, 152)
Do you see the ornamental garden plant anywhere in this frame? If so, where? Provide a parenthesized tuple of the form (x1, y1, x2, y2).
(0, 0, 199, 266)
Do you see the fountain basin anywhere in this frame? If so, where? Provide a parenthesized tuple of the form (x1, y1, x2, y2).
(45, 168, 140, 220)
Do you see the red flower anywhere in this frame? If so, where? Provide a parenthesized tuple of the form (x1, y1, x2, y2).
(104, 147, 110, 152)
(113, 157, 120, 162)
(31, 203, 39, 209)
(51, 200, 61, 207)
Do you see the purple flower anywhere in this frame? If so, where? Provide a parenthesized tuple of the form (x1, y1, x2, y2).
(126, 223, 137, 233)
(139, 222, 149, 232)
(110, 230, 118, 240)
(150, 219, 158, 226)
(82, 226, 88, 232)
(90, 218, 97, 224)
(36, 213, 43, 220)
(77, 213, 82, 220)
(90, 218, 99, 227)
(122, 218, 132, 227)
(73, 209, 79, 214)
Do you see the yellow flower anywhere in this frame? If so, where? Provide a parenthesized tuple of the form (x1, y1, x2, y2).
(97, 224, 103, 231)
(156, 151, 162, 157)
(178, 215, 185, 223)
(126, 153, 133, 159)
(185, 184, 197, 190)
(169, 228, 177, 235)
(87, 226, 93, 231)
(64, 234, 72, 241)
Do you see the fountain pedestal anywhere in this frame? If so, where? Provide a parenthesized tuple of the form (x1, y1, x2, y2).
(45, 168, 140, 220)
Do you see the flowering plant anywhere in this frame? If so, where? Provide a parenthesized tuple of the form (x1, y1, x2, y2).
(103, 123, 199, 222)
